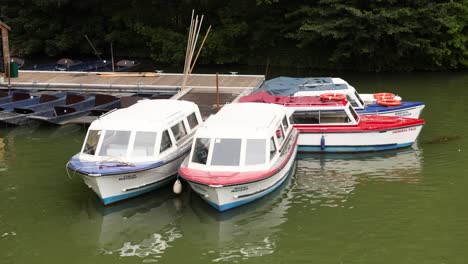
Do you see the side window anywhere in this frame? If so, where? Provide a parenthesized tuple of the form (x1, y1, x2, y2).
(160, 130, 173, 153)
(187, 112, 199, 130)
(171, 121, 187, 142)
(82, 130, 101, 155)
(282, 116, 289, 130)
(292, 111, 319, 124)
(319, 110, 349, 123)
(275, 124, 285, 146)
(269, 137, 277, 161)
(191, 138, 211, 165)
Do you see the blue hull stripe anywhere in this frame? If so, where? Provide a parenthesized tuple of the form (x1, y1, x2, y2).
(205, 163, 296, 212)
(101, 177, 173, 205)
(298, 142, 413, 153)
(357, 102, 424, 115)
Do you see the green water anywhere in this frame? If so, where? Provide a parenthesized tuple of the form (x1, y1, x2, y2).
(0, 72, 467, 264)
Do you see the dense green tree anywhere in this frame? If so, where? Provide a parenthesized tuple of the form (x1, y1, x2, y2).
(0, 0, 466, 71)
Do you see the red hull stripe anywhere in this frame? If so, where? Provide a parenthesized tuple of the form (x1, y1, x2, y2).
(179, 130, 299, 186)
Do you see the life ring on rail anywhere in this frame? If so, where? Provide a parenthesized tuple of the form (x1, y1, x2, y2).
(373, 93, 395, 100)
(377, 98, 402, 107)
(320, 93, 346, 101)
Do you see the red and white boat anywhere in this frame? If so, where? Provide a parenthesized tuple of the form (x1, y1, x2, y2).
(179, 103, 299, 212)
(239, 92, 425, 153)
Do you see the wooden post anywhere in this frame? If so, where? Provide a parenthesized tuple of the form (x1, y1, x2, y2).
(1, 23, 11, 89)
(216, 72, 220, 111)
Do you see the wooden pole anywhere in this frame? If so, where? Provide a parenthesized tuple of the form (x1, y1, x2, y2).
(182, 10, 195, 80)
(216, 72, 220, 111)
(1, 27, 11, 90)
(110, 42, 115, 72)
(189, 25, 211, 74)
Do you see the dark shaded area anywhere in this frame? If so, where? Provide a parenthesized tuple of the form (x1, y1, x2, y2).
(424, 135, 463, 144)
(0, 0, 467, 71)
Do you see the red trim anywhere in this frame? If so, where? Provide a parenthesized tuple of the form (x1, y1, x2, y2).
(295, 115, 424, 133)
(179, 130, 298, 186)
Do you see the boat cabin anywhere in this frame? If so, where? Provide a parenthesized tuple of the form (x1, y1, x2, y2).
(293, 78, 367, 109)
(188, 103, 294, 172)
(78, 99, 202, 162)
(289, 99, 360, 126)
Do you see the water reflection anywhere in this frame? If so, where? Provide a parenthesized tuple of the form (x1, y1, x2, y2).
(181, 172, 296, 262)
(293, 145, 423, 208)
(74, 189, 183, 262)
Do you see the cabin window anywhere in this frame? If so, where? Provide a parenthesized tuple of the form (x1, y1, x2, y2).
(83, 130, 102, 155)
(98, 130, 131, 157)
(171, 121, 187, 142)
(187, 112, 199, 130)
(245, 139, 266, 165)
(282, 116, 289, 130)
(211, 138, 242, 166)
(160, 130, 173, 153)
(275, 124, 285, 146)
(191, 138, 211, 165)
(292, 111, 320, 124)
(131, 132, 157, 157)
(355, 91, 365, 106)
(320, 109, 350, 123)
(269, 137, 277, 160)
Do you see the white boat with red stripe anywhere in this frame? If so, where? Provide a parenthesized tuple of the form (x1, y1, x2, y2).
(239, 94, 425, 153)
(178, 103, 299, 212)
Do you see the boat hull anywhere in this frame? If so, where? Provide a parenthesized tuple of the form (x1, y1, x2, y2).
(357, 103, 425, 118)
(296, 124, 423, 152)
(186, 144, 298, 212)
(73, 151, 188, 205)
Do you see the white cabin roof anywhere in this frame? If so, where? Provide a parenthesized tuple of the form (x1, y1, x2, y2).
(89, 99, 199, 131)
(196, 103, 287, 138)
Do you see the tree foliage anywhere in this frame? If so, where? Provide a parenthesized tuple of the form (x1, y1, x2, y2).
(0, 0, 466, 71)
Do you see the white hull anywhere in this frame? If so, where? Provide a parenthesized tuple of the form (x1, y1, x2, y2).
(187, 144, 298, 212)
(297, 125, 423, 152)
(80, 153, 188, 205)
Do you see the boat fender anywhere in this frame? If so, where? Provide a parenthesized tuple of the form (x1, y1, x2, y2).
(173, 178, 182, 194)
(320, 135, 326, 150)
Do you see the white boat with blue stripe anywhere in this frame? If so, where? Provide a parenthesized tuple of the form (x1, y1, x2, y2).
(179, 103, 298, 212)
(259, 77, 425, 118)
(67, 99, 202, 205)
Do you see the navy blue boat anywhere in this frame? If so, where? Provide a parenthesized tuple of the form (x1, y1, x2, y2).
(0, 93, 71, 126)
(0, 90, 32, 105)
(26, 58, 112, 72)
(27, 94, 120, 125)
(0, 93, 67, 112)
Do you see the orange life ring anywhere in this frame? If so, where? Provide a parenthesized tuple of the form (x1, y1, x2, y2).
(320, 93, 346, 101)
(373, 92, 395, 100)
(377, 98, 402, 107)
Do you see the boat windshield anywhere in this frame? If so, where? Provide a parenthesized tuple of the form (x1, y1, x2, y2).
(130, 132, 157, 158)
(245, 139, 266, 165)
(98, 130, 131, 158)
(211, 138, 242, 166)
(355, 91, 365, 107)
(82, 130, 102, 155)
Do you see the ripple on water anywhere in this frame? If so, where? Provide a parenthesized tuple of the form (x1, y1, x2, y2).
(292, 146, 424, 208)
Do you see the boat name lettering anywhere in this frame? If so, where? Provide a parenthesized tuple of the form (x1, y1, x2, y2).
(392, 127, 416, 134)
(118, 174, 137, 181)
(231, 186, 248, 193)
(395, 111, 411, 117)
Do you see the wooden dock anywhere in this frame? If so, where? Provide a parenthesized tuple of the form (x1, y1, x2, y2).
(0, 70, 264, 94)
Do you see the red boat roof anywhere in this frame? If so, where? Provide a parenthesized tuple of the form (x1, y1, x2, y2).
(239, 91, 347, 107)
